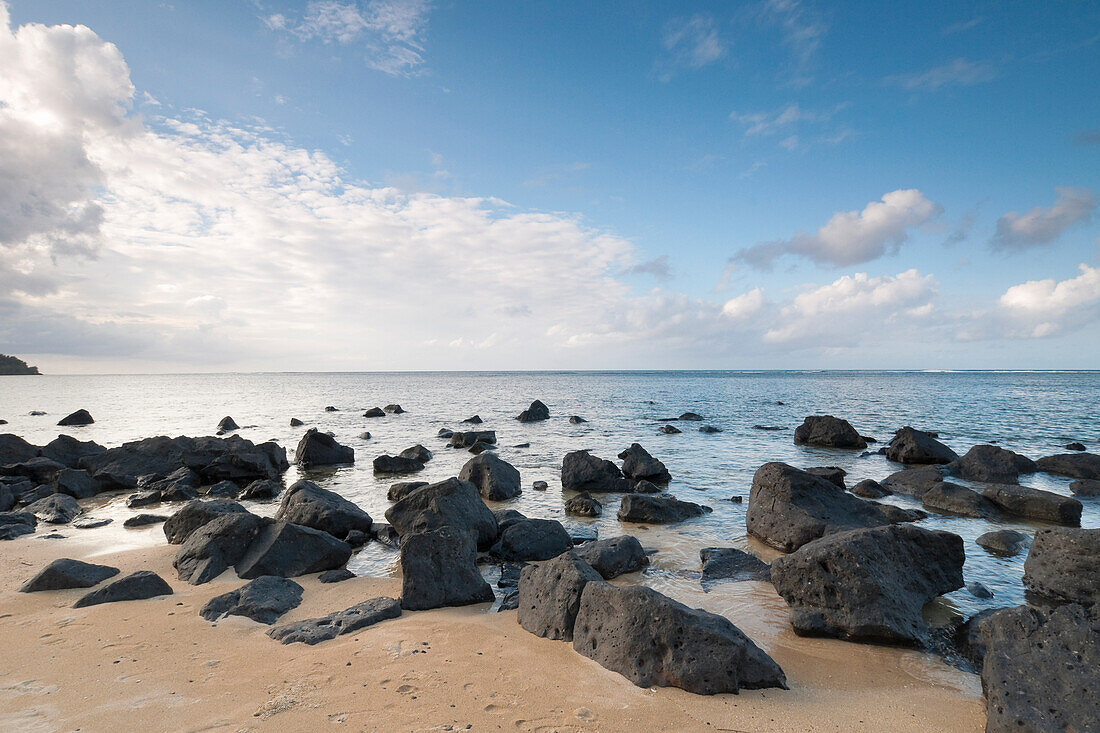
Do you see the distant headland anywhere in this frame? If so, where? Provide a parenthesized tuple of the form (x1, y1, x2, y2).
(0, 354, 40, 375)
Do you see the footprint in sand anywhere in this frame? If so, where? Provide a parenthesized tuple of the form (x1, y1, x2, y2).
(395, 684, 418, 695)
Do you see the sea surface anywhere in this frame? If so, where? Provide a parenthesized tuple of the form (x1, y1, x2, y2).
(3, 370, 1098, 626)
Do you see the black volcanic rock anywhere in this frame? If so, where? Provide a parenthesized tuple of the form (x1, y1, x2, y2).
(950, 444, 1036, 484)
(976, 529, 1031, 557)
(274, 480, 372, 540)
(20, 558, 119, 592)
(561, 451, 633, 493)
(982, 483, 1082, 525)
(234, 521, 351, 579)
(793, 415, 866, 449)
(491, 518, 573, 562)
(618, 443, 671, 484)
(700, 547, 771, 586)
(516, 399, 550, 423)
(268, 597, 401, 645)
(384, 477, 498, 550)
(294, 429, 354, 467)
(73, 571, 173, 608)
(41, 435, 105, 468)
(517, 551, 603, 641)
(770, 524, 964, 644)
(459, 452, 521, 501)
(1036, 452, 1100, 480)
(564, 491, 602, 517)
(57, 409, 94, 427)
(573, 535, 648, 579)
(399, 526, 494, 611)
(572, 583, 787, 695)
(174, 512, 267, 585)
(886, 427, 958, 465)
(25, 493, 81, 524)
(200, 576, 303, 624)
(746, 462, 889, 552)
(617, 493, 710, 524)
(163, 499, 249, 544)
(216, 416, 239, 432)
(1022, 527, 1100, 606)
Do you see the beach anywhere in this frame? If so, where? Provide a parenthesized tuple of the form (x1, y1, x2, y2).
(0, 534, 984, 732)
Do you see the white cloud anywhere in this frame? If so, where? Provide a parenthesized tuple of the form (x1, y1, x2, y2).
(721, 288, 765, 320)
(733, 189, 942, 269)
(764, 270, 938, 345)
(991, 187, 1096, 251)
(268, 0, 430, 76)
(761, 0, 826, 85)
(885, 58, 995, 92)
(656, 14, 725, 81)
(994, 264, 1100, 337)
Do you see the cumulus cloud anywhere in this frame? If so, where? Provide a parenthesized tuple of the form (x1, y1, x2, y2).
(885, 58, 995, 92)
(991, 187, 1096, 251)
(721, 288, 765, 320)
(994, 264, 1100, 337)
(656, 14, 725, 81)
(732, 189, 943, 269)
(266, 0, 430, 76)
(764, 270, 938, 345)
(625, 255, 672, 280)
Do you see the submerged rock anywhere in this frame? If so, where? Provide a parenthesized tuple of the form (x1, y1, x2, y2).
(564, 491, 602, 517)
(200, 576, 303, 624)
(20, 558, 119, 592)
(980, 604, 1100, 733)
(921, 481, 996, 518)
(746, 462, 889, 552)
(679, 412, 704, 421)
(1036, 452, 1100, 480)
(1070, 478, 1100, 497)
(363, 407, 385, 418)
(700, 548, 771, 586)
(617, 493, 710, 524)
(658, 424, 681, 434)
(770, 524, 964, 645)
(881, 465, 944, 498)
(216, 416, 239, 433)
(372, 454, 425, 474)
(976, 529, 1031, 557)
(793, 415, 866, 449)
(572, 583, 787, 695)
(73, 571, 173, 608)
(448, 430, 496, 449)
(568, 415, 587, 424)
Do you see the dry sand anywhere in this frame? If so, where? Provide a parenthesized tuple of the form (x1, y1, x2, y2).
(0, 529, 985, 732)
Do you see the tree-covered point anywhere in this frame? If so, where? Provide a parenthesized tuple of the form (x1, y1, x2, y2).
(0, 354, 40, 375)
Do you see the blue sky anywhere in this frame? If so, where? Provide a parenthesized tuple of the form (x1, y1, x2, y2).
(1, 1, 1099, 371)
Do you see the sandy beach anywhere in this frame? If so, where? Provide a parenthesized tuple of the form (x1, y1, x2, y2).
(0, 527, 984, 732)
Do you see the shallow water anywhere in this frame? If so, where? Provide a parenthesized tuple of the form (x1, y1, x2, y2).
(3, 370, 1098, 623)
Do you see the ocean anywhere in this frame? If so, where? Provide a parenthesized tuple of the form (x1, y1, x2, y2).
(3, 370, 1098, 624)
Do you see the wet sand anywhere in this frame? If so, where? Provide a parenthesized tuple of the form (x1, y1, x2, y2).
(0, 528, 985, 732)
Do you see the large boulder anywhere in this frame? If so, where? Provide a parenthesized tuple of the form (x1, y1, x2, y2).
(72, 571, 173, 608)
(516, 399, 550, 423)
(700, 548, 771, 586)
(617, 443, 671, 484)
(384, 477, 497, 550)
(200, 576, 303, 624)
(1022, 527, 1099, 606)
(573, 535, 648, 579)
(517, 551, 603, 640)
(294, 429, 354, 467)
(617, 493, 710, 524)
(921, 481, 996, 518)
(79, 435, 287, 488)
(19, 559, 119, 592)
(0, 434, 39, 465)
(274, 480, 372, 540)
(949, 445, 1036, 484)
(53, 468, 99, 499)
(174, 512, 268, 584)
(885, 427, 958, 465)
(234, 521, 352, 579)
(459, 453, 521, 501)
(373, 454, 425, 474)
(399, 526, 494, 611)
(561, 451, 633, 493)
(980, 604, 1100, 733)
(745, 462, 890, 552)
(982, 483, 1082, 525)
(25, 493, 81, 524)
(880, 465, 944, 498)
(793, 415, 866, 449)
(0, 511, 36, 540)
(40, 435, 105, 468)
(57, 409, 94, 426)
(163, 499, 249, 544)
(572, 583, 787, 695)
(1035, 452, 1100, 480)
(770, 524, 965, 645)
(491, 518, 573, 562)
(268, 597, 401, 645)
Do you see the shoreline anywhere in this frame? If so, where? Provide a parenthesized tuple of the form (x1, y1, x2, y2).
(0, 533, 984, 732)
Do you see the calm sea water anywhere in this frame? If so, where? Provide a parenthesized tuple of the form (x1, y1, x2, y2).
(3, 370, 1098, 624)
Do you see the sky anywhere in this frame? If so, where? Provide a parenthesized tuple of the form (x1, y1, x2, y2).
(1, 0, 1098, 373)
